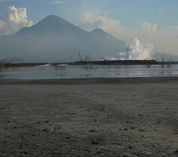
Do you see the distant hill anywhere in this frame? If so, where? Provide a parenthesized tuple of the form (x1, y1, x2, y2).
(0, 15, 125, 62)
(1, 57, 25, 63)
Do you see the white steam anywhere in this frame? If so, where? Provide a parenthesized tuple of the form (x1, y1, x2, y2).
(118, 39, 154, 60)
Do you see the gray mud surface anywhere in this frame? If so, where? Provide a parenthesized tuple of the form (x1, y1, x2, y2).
(0, 78, 178, 157)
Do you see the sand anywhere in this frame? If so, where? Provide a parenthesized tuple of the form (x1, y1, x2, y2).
(0, 77, 178, 157)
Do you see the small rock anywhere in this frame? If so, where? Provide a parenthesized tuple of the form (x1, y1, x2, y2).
(66, 136, 71, 139)
(121, 153, 138, 157)
(174, 150, 178, 154)
(42, 128, 48, 132)
(145, 152, 153, 156)
(156, 121, 161, 124)
(89, 129, 96, 132)
(21, 151, 28, 155)
(128, 146, 132, 149)
(91, 139, 103, 145)
(97, 151, 101, 154)
(139, 129, 146, 132)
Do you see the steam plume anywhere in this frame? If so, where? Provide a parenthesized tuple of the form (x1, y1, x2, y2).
(118, 39, 154, 60)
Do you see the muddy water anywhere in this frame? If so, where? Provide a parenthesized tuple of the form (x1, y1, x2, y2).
(1, 64, 178, 79)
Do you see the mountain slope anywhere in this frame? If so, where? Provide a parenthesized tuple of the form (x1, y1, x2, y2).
(90, 28, 125, 57)
(0, 15, 125, 62)
(16, 15, 89, 36)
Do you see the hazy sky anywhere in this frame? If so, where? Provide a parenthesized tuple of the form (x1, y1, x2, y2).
(0, 0, 178, 55)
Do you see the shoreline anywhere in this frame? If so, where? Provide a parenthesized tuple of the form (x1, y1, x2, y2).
(0, 76, 178, 85)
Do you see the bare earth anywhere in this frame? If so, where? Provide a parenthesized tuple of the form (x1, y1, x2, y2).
(0, 78, 178, 157)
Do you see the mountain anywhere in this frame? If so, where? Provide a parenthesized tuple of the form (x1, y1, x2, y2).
(0, 15, 125, 62)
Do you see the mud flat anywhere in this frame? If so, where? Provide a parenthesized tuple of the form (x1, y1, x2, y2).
(0, 77, 178, 157)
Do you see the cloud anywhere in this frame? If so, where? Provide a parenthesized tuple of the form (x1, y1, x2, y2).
(0, 20, 6, 29)
(0, 6, 34, 36)
(79, 12, 122, 38)
(141, 21, 157, 34)
(169, 25, 178, 31)
(168, 25, 178, 37)
(79, 13, 155, 40)
(49, 1, 65, 5)
(78, 12, 178, 56)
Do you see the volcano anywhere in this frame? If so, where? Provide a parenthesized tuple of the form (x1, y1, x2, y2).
(0, 15, 125, 62)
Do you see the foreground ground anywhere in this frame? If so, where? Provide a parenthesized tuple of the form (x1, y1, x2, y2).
(0, 78, 178, 157)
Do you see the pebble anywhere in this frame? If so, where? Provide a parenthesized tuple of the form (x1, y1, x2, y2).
(121, 153, 138, 157)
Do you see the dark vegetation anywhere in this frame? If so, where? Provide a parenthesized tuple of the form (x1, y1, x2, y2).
(0, 62, 6, 70)
(1, 59, 178, 69)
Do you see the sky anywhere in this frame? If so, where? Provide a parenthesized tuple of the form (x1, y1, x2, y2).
(0, 0, 178, 56)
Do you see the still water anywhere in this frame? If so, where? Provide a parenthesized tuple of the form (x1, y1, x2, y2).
(1, 64, 178, 79)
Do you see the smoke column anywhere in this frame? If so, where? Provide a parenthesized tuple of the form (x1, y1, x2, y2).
(118, 39, 154, 60)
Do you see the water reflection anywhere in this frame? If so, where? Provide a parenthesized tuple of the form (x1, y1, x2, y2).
(0, 64, 178, 79)
(0, 74, 4, 78)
